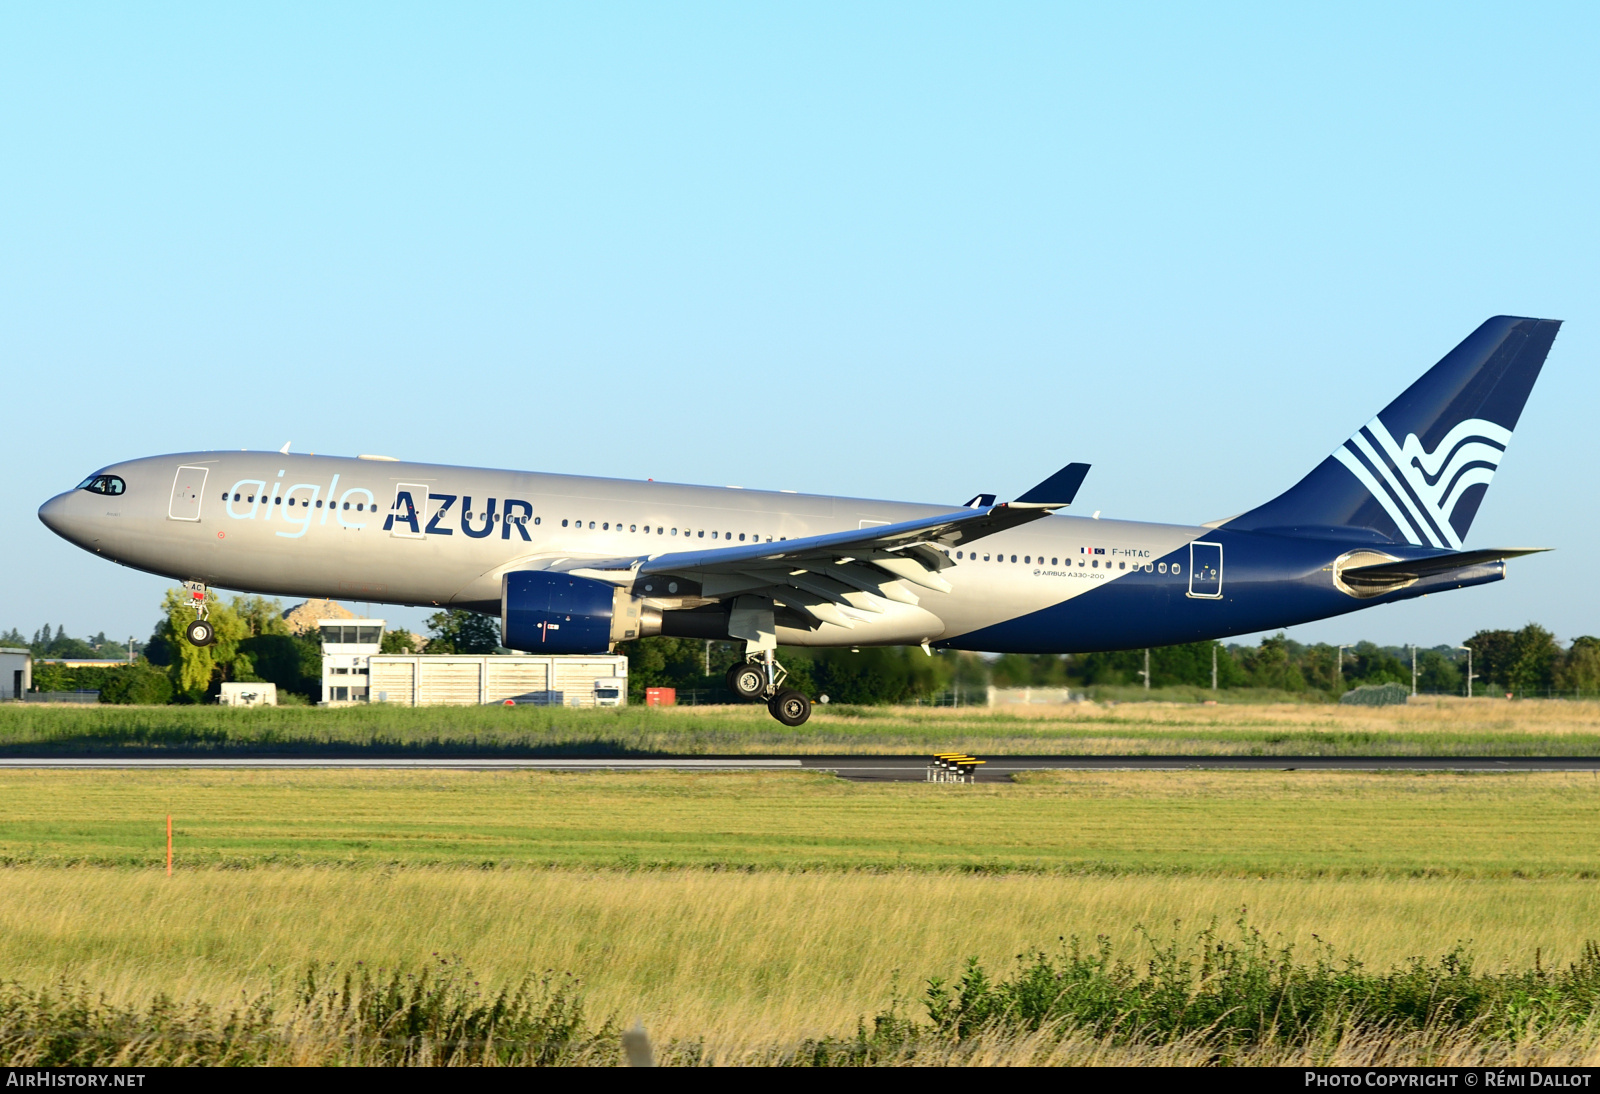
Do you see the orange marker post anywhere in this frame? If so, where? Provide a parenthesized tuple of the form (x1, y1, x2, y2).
(166, 815, 172, 876)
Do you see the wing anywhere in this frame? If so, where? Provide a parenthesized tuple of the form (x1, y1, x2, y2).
(556, 463, 1090, 633)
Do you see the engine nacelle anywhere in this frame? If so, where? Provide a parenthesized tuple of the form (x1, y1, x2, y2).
(501, 571, 656, 653)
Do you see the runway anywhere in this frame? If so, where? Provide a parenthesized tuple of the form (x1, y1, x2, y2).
(0, 755, 1596, 782)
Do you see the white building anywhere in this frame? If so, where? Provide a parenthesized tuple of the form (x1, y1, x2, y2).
(0, 648, 31, 700)
(220, 682, 277, 707)
(317, 620, 628, 707)
(370, 654, 628, 707)
(318, 619, 385, 704)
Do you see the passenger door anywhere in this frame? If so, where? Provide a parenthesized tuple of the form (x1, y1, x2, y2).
(389, 482, 430, 538)
(168, 466, 208, 522)
(1188, 541, 1223, 599)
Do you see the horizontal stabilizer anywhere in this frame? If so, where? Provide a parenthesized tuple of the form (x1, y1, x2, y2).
(1341, 547, 1549, 587)
(1013, 463, 1091, 508)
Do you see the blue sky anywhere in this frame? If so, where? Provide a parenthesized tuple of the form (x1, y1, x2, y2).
(2, 4, 1595, 649)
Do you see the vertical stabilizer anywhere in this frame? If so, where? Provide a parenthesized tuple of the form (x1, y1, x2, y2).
(1228, 316, 1561, 546)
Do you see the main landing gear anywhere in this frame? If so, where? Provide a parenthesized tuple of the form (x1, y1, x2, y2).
(182, 582, 216, 647)
(725, 649, 812, 726)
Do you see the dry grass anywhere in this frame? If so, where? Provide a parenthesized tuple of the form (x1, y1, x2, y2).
(1, 868, 1598, 1050)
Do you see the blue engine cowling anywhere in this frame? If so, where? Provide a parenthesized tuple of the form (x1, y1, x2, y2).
(502, 571, 618, 653)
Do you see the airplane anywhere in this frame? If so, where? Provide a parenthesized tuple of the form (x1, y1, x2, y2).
(39, 315, 1560, 726)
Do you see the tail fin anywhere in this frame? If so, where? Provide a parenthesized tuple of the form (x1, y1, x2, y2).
(1229, 316, 1561, 547)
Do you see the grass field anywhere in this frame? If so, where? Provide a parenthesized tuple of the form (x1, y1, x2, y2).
(2, 724, 1599, 1063)
(5, 695, 1600, 756)
(1, 767, 1597, 875)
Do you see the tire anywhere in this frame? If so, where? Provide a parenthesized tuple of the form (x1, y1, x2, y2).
(768, 688, 812, 727)
(726, 663, 767, 702)
(185, 619, 215, 647)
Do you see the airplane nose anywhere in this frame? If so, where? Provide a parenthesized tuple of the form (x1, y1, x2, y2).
(38, 492, 89, 545)
(38, 493, 70, 535)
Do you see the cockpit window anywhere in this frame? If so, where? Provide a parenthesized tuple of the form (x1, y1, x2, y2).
(77, 474, 125, 496)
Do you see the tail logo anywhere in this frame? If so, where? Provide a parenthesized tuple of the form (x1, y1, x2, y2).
(1331, 417, 1511, 549)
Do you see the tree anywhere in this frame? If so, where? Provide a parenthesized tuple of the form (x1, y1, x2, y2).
(1416, 649, 1463, 694)
(1464, 630, 1517, 692)
(1507, 624, 1561, 693)
(1560, 637, 1600, 693)
(380, 629, 417, 654)
(98, 663, 173, 705)
(151, 588, 251, 699)
(233, 596, 291, 638)
(238, 632, 323, 699)
(424, 610, 501, 654)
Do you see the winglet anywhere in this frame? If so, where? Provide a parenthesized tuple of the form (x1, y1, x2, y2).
(1012, 463, 1090, 509)
(962, 493, 997, 509)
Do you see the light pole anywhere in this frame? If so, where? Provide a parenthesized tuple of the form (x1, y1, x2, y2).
(1140, 648, 1151, 691)
(1455, 646, 1475, 699)
(1211, 644, 1218, 691)
(1409, 644, 1417, 697)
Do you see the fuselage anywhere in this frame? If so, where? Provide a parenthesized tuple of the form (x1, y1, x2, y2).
(38, 450, 1507, 654)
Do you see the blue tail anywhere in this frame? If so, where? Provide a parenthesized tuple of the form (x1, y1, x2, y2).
(1229, 316, 1561, 547)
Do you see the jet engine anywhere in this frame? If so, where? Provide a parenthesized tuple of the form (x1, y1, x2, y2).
(501, 570, 658, 654)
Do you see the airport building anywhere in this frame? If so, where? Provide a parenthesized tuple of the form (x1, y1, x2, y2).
(0, 648, 31, 700)
(316, 619, 627, 707)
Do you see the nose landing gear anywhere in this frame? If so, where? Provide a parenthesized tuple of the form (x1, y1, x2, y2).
(182, 582, 216, 647)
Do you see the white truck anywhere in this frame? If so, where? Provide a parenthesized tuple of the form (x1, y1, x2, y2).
(593, 677, 626, 707)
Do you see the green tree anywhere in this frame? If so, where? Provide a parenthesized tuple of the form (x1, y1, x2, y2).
(238, 633, 323, 699)
(424, 610, 501, 654)
(98, 663, 174, 705)
(796, 646, 951, 705)
(1464, 630, 1517, 692)
(618, 636, 712, 701)
(380, 629, 417, 654)
(1559, 636, 1600, 693)
(152, 588, 251, 699)
(1507, 624, 1561, 693)
(1416, 649, 1463, 694)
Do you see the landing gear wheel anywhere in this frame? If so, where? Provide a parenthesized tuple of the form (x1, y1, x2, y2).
(727, 662, 767, 702)
(768, 689, 812, 727)
(185, 619, 216, 647)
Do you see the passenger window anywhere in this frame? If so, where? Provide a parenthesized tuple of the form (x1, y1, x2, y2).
(983, 554, 990, 561)
(588, 521, 595, 529)
(1092, 559, 1098, 568)
(602, 522, 609, 530)
(1172, 563, 1181, 575)
(1158, 563, 1167, 573)
(1119, 561, 1125, 569)
(1051, 557, 1058, 565)
(956, 551, 963, 559)
(698, 530, 704, 538)
(738, 534, 745, 541)
(562, 519, 568, 527)
(630, 524, 637, 532)
(672, 528, 677, 535)
(274, 496, 282, 505)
